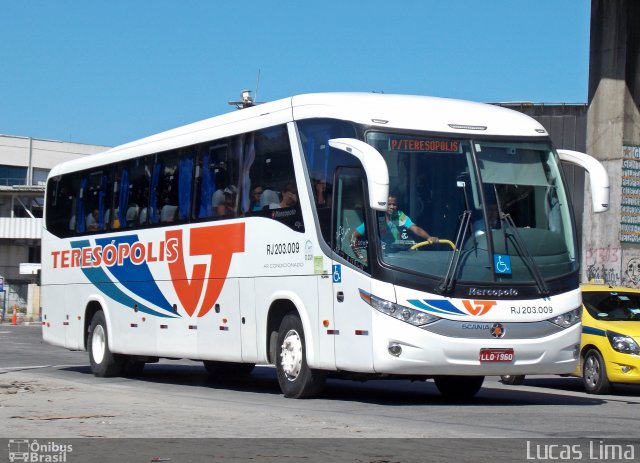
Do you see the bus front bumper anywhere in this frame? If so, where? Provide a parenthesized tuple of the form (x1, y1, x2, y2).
(371, 311, 581, 376)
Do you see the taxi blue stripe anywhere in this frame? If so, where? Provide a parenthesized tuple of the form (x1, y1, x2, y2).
(582, 326, 606, 337)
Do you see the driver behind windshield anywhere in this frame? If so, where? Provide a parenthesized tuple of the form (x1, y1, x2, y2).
(350, 194, 438, 260)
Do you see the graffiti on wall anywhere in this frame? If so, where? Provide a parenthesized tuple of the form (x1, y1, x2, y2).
(584, 246, 622, 286)
(622, 248, 640, 288)
(621, 145, 640, 243)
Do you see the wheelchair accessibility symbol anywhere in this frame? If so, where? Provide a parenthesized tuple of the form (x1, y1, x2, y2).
(493, 254, 512, 275)
(332, 264, 342, 283)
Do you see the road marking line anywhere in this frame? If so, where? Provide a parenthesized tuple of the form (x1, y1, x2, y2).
(0, 364, 87, 373)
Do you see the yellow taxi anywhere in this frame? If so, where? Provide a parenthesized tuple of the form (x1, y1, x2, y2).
(576, 283, 640, 394)
(501, 283, 640, 394)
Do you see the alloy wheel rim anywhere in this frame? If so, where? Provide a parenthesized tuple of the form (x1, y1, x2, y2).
(584, 355, 600, 388)
(280, 329, 303, 381)
(92, 325, 106, 364)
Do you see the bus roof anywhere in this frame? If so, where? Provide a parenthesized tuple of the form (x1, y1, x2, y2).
(49, 92, 548, 177)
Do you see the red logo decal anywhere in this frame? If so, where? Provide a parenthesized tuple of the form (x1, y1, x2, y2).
(462, 300, 497, 316)
(168, 223, 245, 318)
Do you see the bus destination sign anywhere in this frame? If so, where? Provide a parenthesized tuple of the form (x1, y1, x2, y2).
(389, 138, 461, 154)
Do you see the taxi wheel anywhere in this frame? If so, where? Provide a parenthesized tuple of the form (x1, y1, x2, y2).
(582, 349, 611, 395)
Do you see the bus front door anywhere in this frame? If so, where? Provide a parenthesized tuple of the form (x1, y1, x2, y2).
(331, 168, 374, 372)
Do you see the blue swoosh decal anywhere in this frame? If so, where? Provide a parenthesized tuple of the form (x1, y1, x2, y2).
(71, 239, 176, 318)
(95, 235, 174, 313)
(408, 299, 466, 316)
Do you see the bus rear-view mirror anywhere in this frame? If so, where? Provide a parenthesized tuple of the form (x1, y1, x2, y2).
(328, 138, 389, 211)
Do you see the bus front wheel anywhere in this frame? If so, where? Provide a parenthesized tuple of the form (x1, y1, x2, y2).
(276, 314, 326, 398)
(434, 375, 484, 399)
(88, 311, 124, 377)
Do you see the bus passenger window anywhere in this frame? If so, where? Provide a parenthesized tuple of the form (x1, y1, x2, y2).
(210, 142, 238, 220)
(157, 154, 179, 223)
(244, 125, 304, 231)
(334, 169, 369, 272)
(297, 118, 358, 246)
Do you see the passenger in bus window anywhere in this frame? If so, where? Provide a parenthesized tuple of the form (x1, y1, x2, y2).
(314, 180, 330, 208)
(216, 186, 238, 217)
(86, 209, 99, 231)
(211, 163, 231, 210)
(250, 185, 264, 211)
(269, 183, 298, 209)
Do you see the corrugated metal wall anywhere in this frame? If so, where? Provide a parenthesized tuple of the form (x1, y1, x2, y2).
(0, 217, 42, 239)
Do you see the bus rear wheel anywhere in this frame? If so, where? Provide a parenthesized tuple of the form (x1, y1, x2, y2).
(88, 311, 124, 377)
(276, 314, 326, 398)
(434, 375, 484, 399)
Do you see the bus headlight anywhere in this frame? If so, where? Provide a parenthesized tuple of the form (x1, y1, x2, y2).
(606, 331, 640, 355)
(359, 289, 440, 327)
(547, 307, 582, 328)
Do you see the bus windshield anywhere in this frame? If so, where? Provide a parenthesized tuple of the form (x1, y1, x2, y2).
(366, 132, 577, 284)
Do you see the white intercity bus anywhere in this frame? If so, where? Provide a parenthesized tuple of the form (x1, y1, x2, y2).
(41, 93, 609, 398)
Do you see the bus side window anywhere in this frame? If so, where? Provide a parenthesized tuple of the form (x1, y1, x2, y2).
(246, 125, 304, 231)
(209, 141, 239, 219)
(157, 153, 179, 223)
(128, 156, 151, 228)
(177, 153, 194, 221)
(297, 119, 358, 246)
(193, 149, 211, 220)
(333, 168, 369, 271)
(46, 175, 75, 238)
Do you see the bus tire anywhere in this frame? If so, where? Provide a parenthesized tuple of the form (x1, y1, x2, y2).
(434, 375, 484, 399)
(88, 311, 124, 377)
(203, 361, 255, 379)
(500, 375, 525, 385)
(582, 349, 611, 394)
(276, 313, 326, 398)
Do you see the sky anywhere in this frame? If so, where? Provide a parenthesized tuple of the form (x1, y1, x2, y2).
(0, 1, 591, 148)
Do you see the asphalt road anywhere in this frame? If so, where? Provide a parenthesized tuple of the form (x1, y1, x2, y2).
(1, 324, 639, 461)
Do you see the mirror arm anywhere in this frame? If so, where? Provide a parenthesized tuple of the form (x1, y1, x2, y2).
(328, 138, 389, 210)
(557, 149, 610, 213)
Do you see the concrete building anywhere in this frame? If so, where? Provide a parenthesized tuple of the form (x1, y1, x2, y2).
(0, 134, 110, 320)
(582, 0, 640, 287)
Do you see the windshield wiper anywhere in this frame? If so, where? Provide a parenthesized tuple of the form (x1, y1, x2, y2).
(439, 209, 472, 294)
(499, 212, 550, 296)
